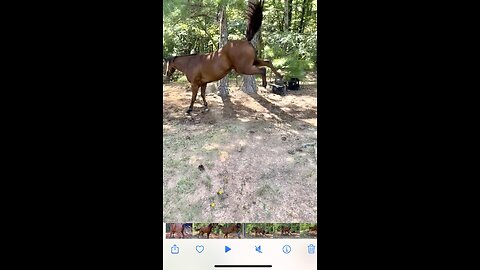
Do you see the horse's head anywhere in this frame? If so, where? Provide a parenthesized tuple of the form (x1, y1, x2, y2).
(164, 57, 177, 77)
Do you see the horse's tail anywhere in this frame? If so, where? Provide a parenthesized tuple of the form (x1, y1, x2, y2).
(246, 0, 264, 41)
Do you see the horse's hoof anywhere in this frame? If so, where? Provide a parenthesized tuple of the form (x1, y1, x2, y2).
(204, 107, 209, 112)
(186, 109, 192, 114)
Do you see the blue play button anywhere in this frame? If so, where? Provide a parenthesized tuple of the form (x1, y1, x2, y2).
(225, 246, 231, 253)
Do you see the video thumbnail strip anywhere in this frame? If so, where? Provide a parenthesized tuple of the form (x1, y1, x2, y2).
(165, 223, 317, 239)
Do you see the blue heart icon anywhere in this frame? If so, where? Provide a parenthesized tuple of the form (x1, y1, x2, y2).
(196, 245, 204, 253)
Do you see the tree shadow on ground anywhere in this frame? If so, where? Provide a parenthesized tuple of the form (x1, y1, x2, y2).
(247, 92, 315, 128)
(286, 85, 317, 98)
(219, 94, 236, 119)
(281, 102, 317, 119)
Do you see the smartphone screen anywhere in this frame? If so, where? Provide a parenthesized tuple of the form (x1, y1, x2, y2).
(163, 223, 317, 269)
(163, 0, 317, 268)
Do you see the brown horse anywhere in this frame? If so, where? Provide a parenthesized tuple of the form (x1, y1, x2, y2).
(164, 0, 283, 113)
(196, 223, 217, 239)
(219, 223, 242, 239)
(252, 226, 266, 237)
(280, 225, 291, 236)
(169, 223, 186, 238)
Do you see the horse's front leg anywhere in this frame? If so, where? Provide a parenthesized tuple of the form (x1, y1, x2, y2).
(200, 84, 208, 111)
(187, 84, 199, 114)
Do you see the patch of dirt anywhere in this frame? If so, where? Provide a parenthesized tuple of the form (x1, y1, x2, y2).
(192, 232, 243, 239)
(165, 232, 193, 239)
(165, 225, 193, 239)
(245, 233, 304, 239)
(163, 75, 317, 223)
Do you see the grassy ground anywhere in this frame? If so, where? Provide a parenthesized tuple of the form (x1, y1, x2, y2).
(163, 73, 317, 223)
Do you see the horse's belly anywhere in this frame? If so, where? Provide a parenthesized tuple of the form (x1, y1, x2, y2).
(201, 70, 230, 84)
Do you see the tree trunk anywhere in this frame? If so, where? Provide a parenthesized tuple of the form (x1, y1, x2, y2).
(299, 0, 307, 33)
(241, 32, 259, 94)
(288, 0, 293, 30)
(258, 28, 263, 59)
(305, 0, 313, 30)
(217, 5, 229, 97)
(283, 0, 289, 31)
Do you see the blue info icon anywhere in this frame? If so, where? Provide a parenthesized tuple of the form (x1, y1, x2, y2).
(307, 244, 315, 254)
(282, 245, 291, 254)
(171, 244, 179, 254)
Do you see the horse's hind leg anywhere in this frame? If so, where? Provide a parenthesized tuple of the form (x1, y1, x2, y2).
(259, 67, 267, 87)
(200, 84, 208, 110)
(187, 84, 199, 113)
(254, 59, 283, 79)
(236, 65, 268, 87)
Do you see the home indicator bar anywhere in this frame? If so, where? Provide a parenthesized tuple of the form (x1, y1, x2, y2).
(214, 265, 273, 268)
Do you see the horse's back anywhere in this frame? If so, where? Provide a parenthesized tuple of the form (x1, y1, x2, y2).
(221, 40, 256, 71)
(222, 40, 255, 57)
(171, 223, 183, 231)
(192, 51, 232, 84)
(185, 40, 255, 84)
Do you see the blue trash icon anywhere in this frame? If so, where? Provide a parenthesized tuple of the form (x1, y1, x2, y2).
(171, 244, 179, 254)
(308, 244, 315, 254)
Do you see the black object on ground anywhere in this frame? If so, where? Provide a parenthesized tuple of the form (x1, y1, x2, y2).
(271, 84, 287, 96)
(287, 78, 300, 90)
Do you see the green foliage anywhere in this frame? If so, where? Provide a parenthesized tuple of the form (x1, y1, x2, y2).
(245, 223, 302, 234)
(163, 0, 317, 73)
(265, 31, 316, 80)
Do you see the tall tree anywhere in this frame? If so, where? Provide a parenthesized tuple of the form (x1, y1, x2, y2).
(283, 0, 289, 31)
(299, 0, 307, 33)
(287, 0, 293, 31)
(258, 28, 263, 59)
(241, 31, 260, 93)
(217, 4, 229, 97)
